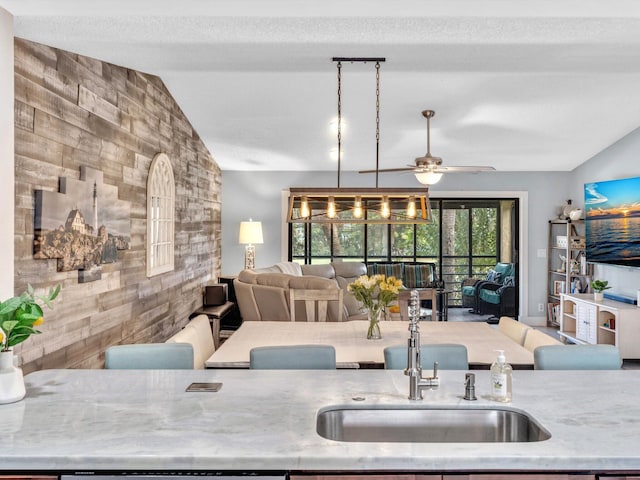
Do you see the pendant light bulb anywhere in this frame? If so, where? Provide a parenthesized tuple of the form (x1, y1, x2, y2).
(407, 196, 416, 219)
(353, 196, 363, 219)
(381, 196, 391, 219)
(300, 196, 310, 218)
(327, 196, 336, 218)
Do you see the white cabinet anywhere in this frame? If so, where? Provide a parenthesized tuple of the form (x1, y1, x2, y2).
(560, 293, 640, 359)
(575, 301, 597, 344)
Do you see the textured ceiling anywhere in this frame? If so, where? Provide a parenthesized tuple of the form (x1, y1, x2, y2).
(3, 0, 640, 177)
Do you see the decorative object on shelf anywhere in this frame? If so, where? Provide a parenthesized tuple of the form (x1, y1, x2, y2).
(555, 235, 568, 248)
(570, 259, 580, 274)
(553, 280, 565, 296)
(569, 209, 583, 221)
(562, 199, 573, 220)
(570, 236, 586, 249)
(591, 279, 611, 302)
(0, 284, 60, 404)
(558, 254, 567, 272)
(287, 58, 433, 225)
(347, 274, 403, 339)
(238, 219, 263, 270)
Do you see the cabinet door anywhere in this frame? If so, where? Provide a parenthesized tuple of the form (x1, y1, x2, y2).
(586, 305, 598, 344)
(445, 475, 595, 480)
(291, 476, 440, 480)
(576, 302, 597, 344)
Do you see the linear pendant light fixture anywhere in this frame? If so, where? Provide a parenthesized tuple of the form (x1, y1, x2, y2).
(287, 57, 432, 224)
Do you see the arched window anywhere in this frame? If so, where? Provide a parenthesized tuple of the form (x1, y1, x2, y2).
(147, 153, 175, 277)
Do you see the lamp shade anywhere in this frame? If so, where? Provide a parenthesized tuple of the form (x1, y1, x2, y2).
(238, 220, 263, 245)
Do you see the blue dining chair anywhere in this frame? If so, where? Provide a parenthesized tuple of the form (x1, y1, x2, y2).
(534, 344, 621, 370)
(249, 345, 336, 369)
(384, 344, 469, 370)
(105, 343, 194, 369)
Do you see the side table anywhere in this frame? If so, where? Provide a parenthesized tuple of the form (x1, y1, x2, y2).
(191, 301, 235, 349)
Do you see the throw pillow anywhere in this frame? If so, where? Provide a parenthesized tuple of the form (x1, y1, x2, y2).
(377, 263, 404, 282)
(404, 264, 435, 288)
(486, 269, 502, 283)
(497, 276, 515, 295)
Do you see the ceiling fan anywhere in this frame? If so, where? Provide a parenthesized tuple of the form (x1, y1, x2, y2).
(359, 110, 495, 185)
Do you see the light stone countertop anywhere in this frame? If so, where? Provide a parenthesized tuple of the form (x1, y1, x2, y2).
(1, 368, 640, 472)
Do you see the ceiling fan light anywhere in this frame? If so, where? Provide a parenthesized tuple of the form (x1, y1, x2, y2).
(415, 170, 443, 185)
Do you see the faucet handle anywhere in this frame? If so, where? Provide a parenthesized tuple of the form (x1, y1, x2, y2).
(432, 361, 439, 379)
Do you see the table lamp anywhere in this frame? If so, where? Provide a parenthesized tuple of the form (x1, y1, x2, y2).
(238, 219, 263, 270)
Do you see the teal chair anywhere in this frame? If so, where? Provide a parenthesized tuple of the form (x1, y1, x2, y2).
(384, 344, 469, 370)
(534, 344, 621, 370)
(249, 345, 336, 369)
(105, 343, 194, 369)
(461, 262, 515, 313)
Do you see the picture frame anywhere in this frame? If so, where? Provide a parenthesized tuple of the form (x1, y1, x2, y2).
(553, 280, 565, 296)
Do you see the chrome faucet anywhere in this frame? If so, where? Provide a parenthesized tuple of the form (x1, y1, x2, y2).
(406, 289, 439, 400)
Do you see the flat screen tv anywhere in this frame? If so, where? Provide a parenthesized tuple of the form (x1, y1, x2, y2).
(584, 175, 640, 267)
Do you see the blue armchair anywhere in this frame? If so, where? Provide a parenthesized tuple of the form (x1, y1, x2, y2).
(461, 262, 515, 314)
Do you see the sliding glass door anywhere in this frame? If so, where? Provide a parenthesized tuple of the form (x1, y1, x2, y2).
(289, 197, 518, 307)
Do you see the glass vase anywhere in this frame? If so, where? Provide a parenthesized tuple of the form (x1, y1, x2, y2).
(367, 307, 382, 340)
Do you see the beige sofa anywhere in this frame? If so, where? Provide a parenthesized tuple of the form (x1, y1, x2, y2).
(234, 261, 367, 322)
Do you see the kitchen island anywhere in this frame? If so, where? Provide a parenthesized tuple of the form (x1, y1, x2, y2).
(1, 368, 640, 474)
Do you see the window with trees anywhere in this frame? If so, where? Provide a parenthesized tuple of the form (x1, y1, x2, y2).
(146, 153, 175, 277)
(289, 198, 517, 306)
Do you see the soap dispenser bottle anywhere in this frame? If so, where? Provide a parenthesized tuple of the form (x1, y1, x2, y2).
(490, 350, 512, 402)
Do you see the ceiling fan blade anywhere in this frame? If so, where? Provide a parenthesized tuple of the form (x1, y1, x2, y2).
(359, 167, 416, 174)
(433, 166, 496, 173)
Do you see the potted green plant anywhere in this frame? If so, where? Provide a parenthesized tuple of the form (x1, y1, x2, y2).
(0, 284, 60, 404)
(590, 279, 610, 302)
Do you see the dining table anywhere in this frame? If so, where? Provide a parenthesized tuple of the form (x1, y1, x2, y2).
(205, 320, 534, 369)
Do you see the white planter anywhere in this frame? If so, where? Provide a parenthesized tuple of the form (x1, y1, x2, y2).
(0, 350, 26, 404)
(594, 292, 604, 303)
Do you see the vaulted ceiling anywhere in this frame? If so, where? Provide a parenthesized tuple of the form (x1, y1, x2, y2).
(3, 1, 640, 180)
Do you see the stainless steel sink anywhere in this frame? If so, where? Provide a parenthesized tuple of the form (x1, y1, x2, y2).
(316, 405, 551, 443)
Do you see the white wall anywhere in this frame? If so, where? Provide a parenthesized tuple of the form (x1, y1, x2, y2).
(0, 7, 14, 299)
(570, 126, 640, 301)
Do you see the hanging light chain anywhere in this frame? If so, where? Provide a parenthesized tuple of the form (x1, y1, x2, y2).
(375, 61, 381, 188)
(337, 61, 342, 188)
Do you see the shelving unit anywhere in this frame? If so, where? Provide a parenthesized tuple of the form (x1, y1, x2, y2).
(559, 293, 640, 359)
(547, 219, 592, 326)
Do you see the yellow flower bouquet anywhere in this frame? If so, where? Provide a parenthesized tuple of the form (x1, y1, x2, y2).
(348, 274, 403, 339)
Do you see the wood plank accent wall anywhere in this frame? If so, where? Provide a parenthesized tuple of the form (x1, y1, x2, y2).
(13, 38, 222, 373)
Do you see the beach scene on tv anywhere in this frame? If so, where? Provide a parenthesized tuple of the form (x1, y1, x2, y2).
(584, 175, 640, 267)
